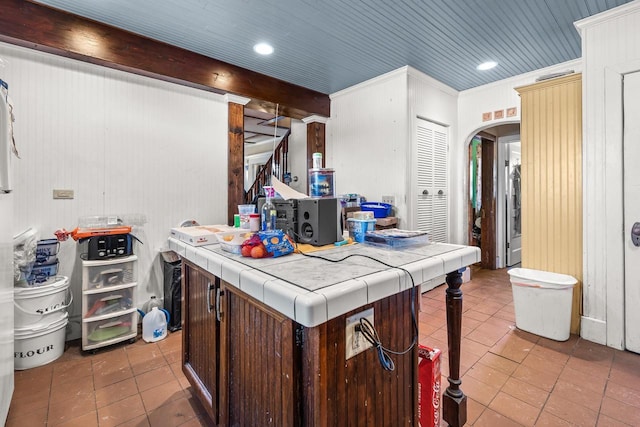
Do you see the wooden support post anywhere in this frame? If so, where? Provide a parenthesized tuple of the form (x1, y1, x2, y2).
(443, 269, 467, 427)
(227, 96, 249, 225)
(302, 115, 328, 172)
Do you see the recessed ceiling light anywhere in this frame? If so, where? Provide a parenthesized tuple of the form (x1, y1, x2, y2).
(477, 61, 497, 71)
(253, 43, 274, 55)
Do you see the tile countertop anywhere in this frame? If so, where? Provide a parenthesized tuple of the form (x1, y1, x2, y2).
(168, 237, 480, 328)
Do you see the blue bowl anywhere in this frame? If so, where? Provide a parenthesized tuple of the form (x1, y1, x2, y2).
(360, 202, 392, 218)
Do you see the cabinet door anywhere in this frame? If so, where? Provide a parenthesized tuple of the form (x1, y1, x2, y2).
(220, 283, 297, 427)
(415, 118, 448, 243)
(182, 261, 220, 424)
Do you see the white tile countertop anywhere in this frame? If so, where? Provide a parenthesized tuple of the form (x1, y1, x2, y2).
(168, 237, 480, 327)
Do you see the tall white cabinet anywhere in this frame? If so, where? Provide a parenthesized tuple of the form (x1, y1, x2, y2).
(81, 255, 138, 351)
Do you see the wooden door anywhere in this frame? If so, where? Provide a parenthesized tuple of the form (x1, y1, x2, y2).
(480, 135, 497, 269)
(222, 284, 297, 426)
(181, 261, 220, 423)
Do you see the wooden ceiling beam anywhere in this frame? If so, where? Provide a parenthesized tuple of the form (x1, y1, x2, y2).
(0, 0, 330, 119)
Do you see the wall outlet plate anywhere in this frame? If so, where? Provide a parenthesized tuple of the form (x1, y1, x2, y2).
(53, 189, 74, 199)
(381, 195, 395, 206)
(345, 308, 374, 360)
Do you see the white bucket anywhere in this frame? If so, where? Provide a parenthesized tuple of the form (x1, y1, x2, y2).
(507, 268, 577, 341)
(14, 276, 72, 328)
(14, 312, 68, 370)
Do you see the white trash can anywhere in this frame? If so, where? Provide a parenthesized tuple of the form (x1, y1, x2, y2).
(507, 268, 577, 341)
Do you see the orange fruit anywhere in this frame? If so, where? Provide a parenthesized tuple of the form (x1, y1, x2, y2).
(223, 234, 234, 242)
(241, 245, 252, 257)
(251, 245, 266, 258)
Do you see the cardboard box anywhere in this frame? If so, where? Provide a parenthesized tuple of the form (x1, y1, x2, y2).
(418, 345, 442, 427)
(170, 225, 227, 246)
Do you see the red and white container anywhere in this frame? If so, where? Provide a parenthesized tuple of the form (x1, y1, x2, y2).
(418, 345, 442, 427)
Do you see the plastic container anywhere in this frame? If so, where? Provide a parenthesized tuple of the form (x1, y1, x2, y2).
(14, 312, 68, 370)
(238, 204, 256, 229)
(214, 228, 254, 254)
(14, 276, 72, 327)
(308, 169, 335, 198)
(363, 229, 430, 249)
(507, 268, 577, 341)
(142, 306, 168, 342)
(24, 260, 60, 286)
(360, 202, 392, 218)
(35, 239, 59, 259)
(347, 218, 376, 243)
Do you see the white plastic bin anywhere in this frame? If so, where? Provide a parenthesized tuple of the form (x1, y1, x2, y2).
(507, 268, 577, 341)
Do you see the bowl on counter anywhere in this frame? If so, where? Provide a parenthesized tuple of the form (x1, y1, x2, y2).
(359, 202, 392, 218)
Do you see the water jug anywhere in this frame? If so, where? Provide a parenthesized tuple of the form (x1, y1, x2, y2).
(142, 306, 168, 342)
(142, 295, 162, 314)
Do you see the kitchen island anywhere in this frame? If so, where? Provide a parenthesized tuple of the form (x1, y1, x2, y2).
(168, 236, 479, 426)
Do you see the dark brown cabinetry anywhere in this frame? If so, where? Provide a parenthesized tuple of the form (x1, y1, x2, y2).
(181, 261, 297, 426)
(181, 261, 221, 423)
(181, 260, 418, 426)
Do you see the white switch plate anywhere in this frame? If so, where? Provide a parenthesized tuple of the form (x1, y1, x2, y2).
(345, 308, 374, 360)
(381, 195, 395, 206)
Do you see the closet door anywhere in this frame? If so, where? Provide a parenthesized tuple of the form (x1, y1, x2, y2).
(416, 118, 448, 243)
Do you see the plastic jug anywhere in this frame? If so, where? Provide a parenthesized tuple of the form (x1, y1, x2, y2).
(142, 306, 169, 342)
(142, 295, 162, 314)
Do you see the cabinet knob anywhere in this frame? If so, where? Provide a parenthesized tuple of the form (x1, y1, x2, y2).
(423, 189, 429, 195)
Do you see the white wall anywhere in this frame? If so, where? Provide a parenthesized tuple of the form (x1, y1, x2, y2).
(575, 1, 640, 348)
(328, 66, 458, 229)
(1, 42, 229, 339)
(328, 68, 409, 224)
(456, 59, 582, 244)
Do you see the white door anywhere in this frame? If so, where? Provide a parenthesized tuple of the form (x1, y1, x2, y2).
(506, 142, 522, 266)
(416, 118, 448, 243)
(624, 71, 640, 353)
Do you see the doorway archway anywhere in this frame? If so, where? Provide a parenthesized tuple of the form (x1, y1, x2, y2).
(466, 122, 521, 269)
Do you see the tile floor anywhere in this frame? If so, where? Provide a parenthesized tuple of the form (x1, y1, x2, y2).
(7, 266, 640, 426)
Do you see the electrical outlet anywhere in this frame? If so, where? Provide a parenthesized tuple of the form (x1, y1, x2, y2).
(345, 308, 374, 360)
(53, 189, 74, 199)
(381, 195, 395, 206)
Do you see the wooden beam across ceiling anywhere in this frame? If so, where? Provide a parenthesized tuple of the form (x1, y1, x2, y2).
(0, 0, 330, 119)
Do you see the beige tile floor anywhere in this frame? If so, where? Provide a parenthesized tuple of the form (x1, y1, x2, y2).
(7, 266, 640, 426)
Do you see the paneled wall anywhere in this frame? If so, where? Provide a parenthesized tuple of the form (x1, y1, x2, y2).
(516, 74, 583, 333)
(576, 1, 640, 348)
(0, 42, 229, 339)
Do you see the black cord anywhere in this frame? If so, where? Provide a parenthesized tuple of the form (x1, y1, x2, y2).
(293, 235, 419, 372)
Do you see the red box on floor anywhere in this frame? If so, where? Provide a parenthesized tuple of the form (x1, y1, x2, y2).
(418, 345, 442, 427)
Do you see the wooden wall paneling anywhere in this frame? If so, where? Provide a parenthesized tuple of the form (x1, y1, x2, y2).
(0, 0, 330, 120)
(306, 122, 326, 170)
(228, 102, 245, 225)
(516, 74, 583, 333)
